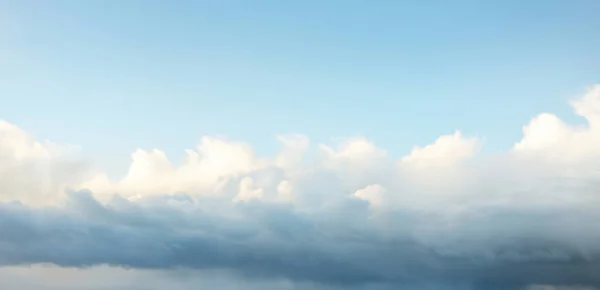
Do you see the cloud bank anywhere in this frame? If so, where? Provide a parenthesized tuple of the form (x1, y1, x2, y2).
(2, 86, 600, 289)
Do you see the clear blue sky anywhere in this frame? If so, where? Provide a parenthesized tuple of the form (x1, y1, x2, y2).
(1, 0, 599, 173)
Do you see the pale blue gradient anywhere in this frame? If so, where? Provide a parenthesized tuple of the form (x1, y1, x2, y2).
(1, 0, 599, 173)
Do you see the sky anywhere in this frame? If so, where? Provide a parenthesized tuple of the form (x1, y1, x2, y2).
(1, 1, 600, 290)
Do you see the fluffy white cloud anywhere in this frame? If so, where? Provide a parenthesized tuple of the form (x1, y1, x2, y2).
(81, 136, 268, 200)
(513, 85, 600, 165)
(320, 137, 387, 161)
(0, 121, 85, 205)
(2, 85, 600, 289)
(400, 130, 479, 169)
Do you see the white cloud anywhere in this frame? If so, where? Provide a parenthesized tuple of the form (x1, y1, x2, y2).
(233, 176, 264, 202)
(513, 85, 600, 165)
(352, 184, 386, 207)
(0, 121, 85, 205)
(3, 85, 600, 289)
(0, 120, 66, 160)
(3, 86, 600, 211)
(400, 130, 479, 169)
(320, 137, 386, 162)
(81, 136, 268, 200)
(276, 180, 294, 202)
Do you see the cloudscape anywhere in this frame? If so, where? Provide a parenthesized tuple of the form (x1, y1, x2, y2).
(2, 1, 600, 290)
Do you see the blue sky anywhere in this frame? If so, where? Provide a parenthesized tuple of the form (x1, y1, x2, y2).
(4, 2, 600, 289)
(1, 0, 600, 173)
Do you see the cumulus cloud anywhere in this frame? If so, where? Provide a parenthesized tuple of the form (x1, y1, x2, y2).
(400, 130, 479, 168)
(513, 85, 600, 165)
(0, 121, 86, 205)
(81, 136, 268, 200)
(2, 85, 600, 289)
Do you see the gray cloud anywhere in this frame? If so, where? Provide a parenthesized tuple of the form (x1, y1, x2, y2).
(1, 188, 600, 290)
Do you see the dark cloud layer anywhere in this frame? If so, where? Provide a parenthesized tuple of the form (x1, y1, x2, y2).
(1, 190, 599, 290)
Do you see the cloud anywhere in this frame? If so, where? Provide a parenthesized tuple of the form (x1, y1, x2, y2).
(352, 184, 386, 207)
(0, 121, 86, 205)
(513, 85, 600, 165)
(81, 136, 268, 200)
(2, 85, 600, 289)
(400, 130, 479, 169)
